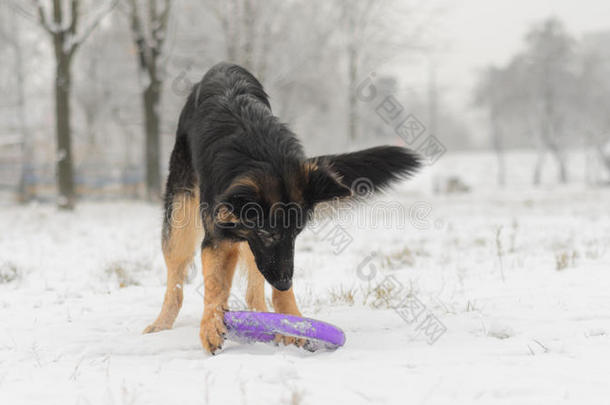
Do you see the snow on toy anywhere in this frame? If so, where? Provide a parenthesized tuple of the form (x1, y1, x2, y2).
(224, 311, 346, 351)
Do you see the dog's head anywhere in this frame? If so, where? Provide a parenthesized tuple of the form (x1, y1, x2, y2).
(213, 146, 420, 291)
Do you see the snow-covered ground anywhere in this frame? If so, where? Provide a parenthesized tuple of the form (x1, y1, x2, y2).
(1, 151, 610, 404)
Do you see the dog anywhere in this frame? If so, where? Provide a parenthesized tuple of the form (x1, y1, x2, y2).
(143, 62, 420, 354)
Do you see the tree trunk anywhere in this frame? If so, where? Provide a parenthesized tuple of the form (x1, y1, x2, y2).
(428, 61, 438, 138)
(55, 54, 75, 209)
(35, 0, 112, 208)
(533, 148, 545, 186)
(549, 147, 568, 183)
(556, 156, 567, 183)
(540, 84, 567, 184)
(143, 79, 161, 200)
(127, 0, 170, 200)
(347, 43, 358, 143)
(490, 113, 505, 187)
(595, 141, 610, 181)
(542, 128, 568, 184)
(496, 150, 506, 187)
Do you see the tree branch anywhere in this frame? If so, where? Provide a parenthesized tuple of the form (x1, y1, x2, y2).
(30, 0, 52, 33)
(6, 0, 37, 25)
(68, 0, 78, 36)
(68, 0, 118, 56)
(128, 0, 152, 76)
(52, 0, 61, 28)
(151, 0, 171, 54)
(127, 0, 170, 79)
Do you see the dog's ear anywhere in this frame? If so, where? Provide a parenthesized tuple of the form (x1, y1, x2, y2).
(307, 146, 420, 197)
(303, 162, 352, 205)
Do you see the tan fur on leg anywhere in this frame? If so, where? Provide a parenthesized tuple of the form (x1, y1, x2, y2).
(272, 287, 306, 347)
(144, 190, 203, 334)
(240, 243, 269, 312)
(199, 241, 239, 354)
(272, 287, 301, 316)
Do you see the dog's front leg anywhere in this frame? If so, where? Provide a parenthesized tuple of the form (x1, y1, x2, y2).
(272, 287, 301, 316)
(272, 287, 307, 348)
(199, 241, 238, 354)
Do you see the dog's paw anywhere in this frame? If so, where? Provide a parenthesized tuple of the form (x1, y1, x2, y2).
(200, 311, 227, 354)
(142, 323, 171, 334)
(273, 333, 307, 348)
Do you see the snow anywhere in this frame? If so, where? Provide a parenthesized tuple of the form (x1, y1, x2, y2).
(1, 151, 610, 404)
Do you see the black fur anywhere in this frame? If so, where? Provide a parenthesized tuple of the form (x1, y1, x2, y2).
(311, 146, 421, 194)
(164, 62, 421, 290)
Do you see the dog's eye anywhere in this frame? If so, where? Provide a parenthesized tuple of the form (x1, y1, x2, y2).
(257, 229, 279, 245)
(258, 229, 272, 238)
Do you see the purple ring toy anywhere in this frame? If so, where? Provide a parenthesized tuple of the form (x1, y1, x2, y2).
(224, 311, 346, 351)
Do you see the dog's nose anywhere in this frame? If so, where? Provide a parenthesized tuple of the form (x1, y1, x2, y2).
(272, 278, 292, 291)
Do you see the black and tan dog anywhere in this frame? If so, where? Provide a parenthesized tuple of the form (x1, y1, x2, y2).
(143, 62, 420, 353)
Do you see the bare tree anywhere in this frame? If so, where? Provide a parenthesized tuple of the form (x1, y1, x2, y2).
(524, 18, 576, 184)
(335, 0, 435, 144)
(126, 0, 171, 200)
(338, 0, 378, 142)
(579, 33, 610, 184)
(477, 18, 578, 186)
(475, 67, 507, 186)
(75, 37, 112, 151)
(207, 0, 288, 81)
(29, 0, 115, 209)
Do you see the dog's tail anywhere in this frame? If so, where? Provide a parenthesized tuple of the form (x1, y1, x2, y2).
(309, 146, 421, 195)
